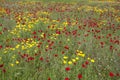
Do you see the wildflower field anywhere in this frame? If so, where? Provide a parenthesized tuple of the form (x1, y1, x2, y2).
(0, 0, 120, 80)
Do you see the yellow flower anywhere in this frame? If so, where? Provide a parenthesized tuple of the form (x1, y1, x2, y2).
(46, 45, 49, 48)
(28, 25, 32, 29)
(4, 51, 7, 54)
(58, 28, 63, 30)
(16, 61, 19, 64)
(87, 57, 91, 60)
(55, 34, 59, 36)
(75, 57, 79, 60)
(22, 46, 25, 50)
(63, 56, 68, 59)
(79, 51, 83, 54)
(11, 48, 15, 51)
(16, 44, 20, 49)
(10, 63, 14, 67)
(91, 59, 95, 63)
(67, 39, 70, 41)
(68, 61, 72, 64)
(40, 33, 44, 38)
(29, 44, 32, 47)
(77, 53, 85, 57)
(63, 60, 67, 64)
(63, 22, 68, 26)
(76, 50, 79, 53)
(72, 59, 76, 62)
(81, 54, 85, 57)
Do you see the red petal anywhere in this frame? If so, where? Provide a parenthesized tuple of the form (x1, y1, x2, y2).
(78, 74, 82, 79)
(109, 72, 114, 77)
(65, 77, 70, 80)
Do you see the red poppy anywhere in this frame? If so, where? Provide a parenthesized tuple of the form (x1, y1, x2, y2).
(2, 69, 6, 73)
(21, 54, 29, 58)
(43, 33, 46, 39)
(110, 45, 113, 50)
(85, 61, 89, 65)
(0, 45, 2, 49)
(6, 9, 10, 14)
(46, 59, 49, 63)
(54, 54, 58, 57)
(0, 64, 4, 68)
(62, 51, 64, 54)
(82, 64, 86, 68)
(64, 45, 69, 50)
(47, 40, 51, 42)
(108, 33, 112, 37)
(32, 31, 37, 35)
(78, 74, 82, 79)
(109, 72, 114, 77)
(0, 24, 2, 26)
(84, 34, 89, 37)
(100, 42, 104, 45)
(65, 67, 70, 71)
(114, 40, 119, 44)
(116, 73, 120, 76)
(37, 45, 40, 48)
(49, 41, 54, 47)
(56, 30, 61, 34)
(33, 36, 38, 38)
(0, 32, 2, 35)
(65, 77, 70, 80)
(27, 57, 34, 61)
(72, 30, 77, 35)
(39, 57, 44, 61)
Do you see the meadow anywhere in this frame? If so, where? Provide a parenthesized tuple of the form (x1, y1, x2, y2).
(0, 0, 120, 80)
